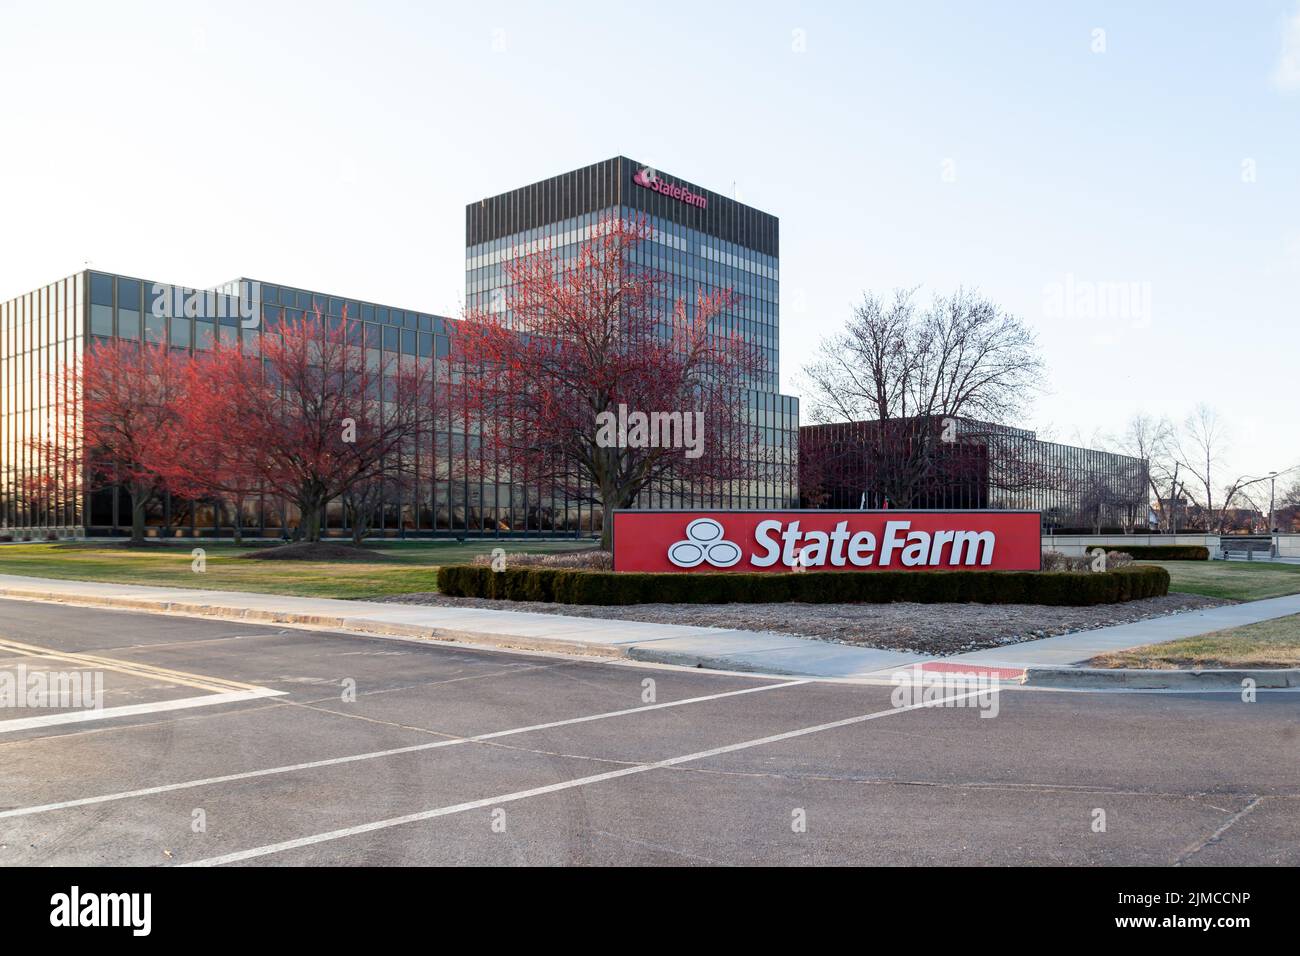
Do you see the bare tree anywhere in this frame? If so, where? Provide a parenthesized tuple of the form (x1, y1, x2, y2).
(1274, 478, 1300, 533)
(1108, 413, 1177, 530)
(1175, 404, 1230, 532)
(1228, 466, 1299, 533)
(801, 288, 1044, 508)
(1120, 414, 1172, 515)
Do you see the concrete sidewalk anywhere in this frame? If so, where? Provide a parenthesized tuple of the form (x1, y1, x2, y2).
(0, 573, 1296, 682)
(946, 594, 1300, 668)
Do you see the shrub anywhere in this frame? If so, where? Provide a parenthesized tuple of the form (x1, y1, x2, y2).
(1042, 549, 1134, 571)
(1093, 544, 1209, 561)
(437, 565, 1169, 607)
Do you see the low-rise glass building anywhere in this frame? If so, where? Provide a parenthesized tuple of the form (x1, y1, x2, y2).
(1, 272, 493, 537)
(799, 416, 1150, 533)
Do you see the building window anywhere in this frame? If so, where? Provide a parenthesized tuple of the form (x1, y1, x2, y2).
(91, 304, 113, 336)
(90, 273, 113, 306)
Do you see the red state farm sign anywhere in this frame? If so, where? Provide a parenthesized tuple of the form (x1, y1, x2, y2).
(611, 511, 1042, 573)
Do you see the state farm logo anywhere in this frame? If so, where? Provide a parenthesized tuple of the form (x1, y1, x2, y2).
(632, 167, 708, 209)
(667, 518, 742, 568)
(663, 516, 1000, 570)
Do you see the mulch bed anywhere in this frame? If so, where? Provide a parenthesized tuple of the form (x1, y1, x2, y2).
(377, 591, 1228, 656)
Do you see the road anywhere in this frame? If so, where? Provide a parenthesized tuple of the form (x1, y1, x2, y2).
(0, 598, 1296, 866)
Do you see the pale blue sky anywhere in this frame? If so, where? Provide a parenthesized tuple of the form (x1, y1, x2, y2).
(2, 0, 1297, 486)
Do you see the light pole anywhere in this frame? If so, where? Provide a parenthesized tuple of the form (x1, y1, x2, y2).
(1240, 471, 1279, 554)
(1269, 471, 1277, 555)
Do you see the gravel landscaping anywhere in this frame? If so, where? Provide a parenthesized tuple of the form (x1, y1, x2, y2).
(378, 590, 1229, 656)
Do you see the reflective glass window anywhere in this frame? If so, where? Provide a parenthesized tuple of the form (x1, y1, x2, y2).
(118, 310, 141, 340)
(90, 273, 113, 306)
(117, 279, 141, 312)
(90, 304, 113, 336)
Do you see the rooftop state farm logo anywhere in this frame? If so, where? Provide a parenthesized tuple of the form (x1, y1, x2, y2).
(612, 510, 1043, 573)
(633, 167, 708, 209)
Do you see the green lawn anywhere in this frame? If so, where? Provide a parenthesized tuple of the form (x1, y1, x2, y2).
(1147, 560, 1300, 602)
(1091, 613, 1300, 669)
(0, 539, 593, 600)
(3, 544, 1297, 604)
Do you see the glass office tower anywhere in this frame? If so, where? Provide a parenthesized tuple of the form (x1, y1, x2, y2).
(465, 157, 800, 514)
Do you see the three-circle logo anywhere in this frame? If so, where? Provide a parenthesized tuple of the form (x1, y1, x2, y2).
(667, 518, 742, 569)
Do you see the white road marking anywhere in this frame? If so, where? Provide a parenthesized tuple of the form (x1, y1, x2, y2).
(0, 636, 268, 694)
(0, 679, 807, 819)
(0, 688, 286, 734)
(184, 688, 986, 867)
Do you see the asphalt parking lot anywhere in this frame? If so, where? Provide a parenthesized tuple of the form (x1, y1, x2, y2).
(1, 598, 1296, 866)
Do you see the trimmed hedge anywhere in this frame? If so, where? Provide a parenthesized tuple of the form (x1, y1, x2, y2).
(437, 564, 1170, 607)
(1091, 544, 1209, 561)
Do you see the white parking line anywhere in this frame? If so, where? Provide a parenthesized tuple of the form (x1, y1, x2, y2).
(0, 679, 807, 820)
(0, 636, 268, 694)
(184, 689, 986, 867)
(0, 688, 286, 734)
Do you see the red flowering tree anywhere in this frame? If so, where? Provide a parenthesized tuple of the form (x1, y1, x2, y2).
(453, 214, 766, 549)
(155, 350, 262, 544)
(175, 311, 437, 542)
(46, 339, 188, 543)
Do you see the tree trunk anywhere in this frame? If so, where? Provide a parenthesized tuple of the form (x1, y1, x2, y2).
(598, 484, 616, 551)
(348, 505, 369, 546)
(598, 484, 634, 551)
(300, 502, 323, 542)
(130, 490, 147, 545)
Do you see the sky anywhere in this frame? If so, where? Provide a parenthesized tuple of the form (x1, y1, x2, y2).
(2, 0, 1297, 492)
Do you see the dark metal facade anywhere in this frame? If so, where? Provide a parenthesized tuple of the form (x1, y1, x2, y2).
(466, 156, 778, 258)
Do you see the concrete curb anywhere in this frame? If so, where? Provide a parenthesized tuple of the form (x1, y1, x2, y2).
(627, 645, 778, 673)
(1025, 666, 1300, 690)
(0, 585, 639, 662)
